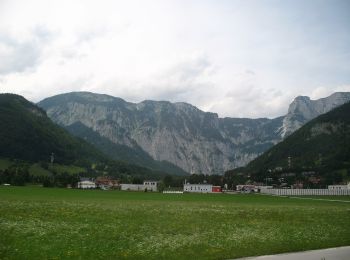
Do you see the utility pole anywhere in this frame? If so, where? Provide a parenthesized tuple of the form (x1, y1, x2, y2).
(288, 156, 292, 169)
(190, 150, 194, 175)
(50, 153, 55, 168)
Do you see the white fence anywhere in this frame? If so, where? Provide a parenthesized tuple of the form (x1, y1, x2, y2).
(260, 188, 350, 196)
(163, 191, 183, 194)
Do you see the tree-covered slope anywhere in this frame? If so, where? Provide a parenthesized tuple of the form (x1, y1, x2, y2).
(0, 94, 105, 165)
(0, 94, 187, 181)
(232, 101, 350, 176)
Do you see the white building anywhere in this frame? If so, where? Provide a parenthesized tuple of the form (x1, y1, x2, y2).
(184, 184, 212, 193)
(77, 180, 96, 189)
(121, 184, 144, 191)
(121, 181, 158, 192)
(328, 184, 350, 190)
(143, 181, 158, 191)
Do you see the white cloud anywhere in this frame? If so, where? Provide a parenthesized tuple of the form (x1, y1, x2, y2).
(310, 85, 350, 100)
(0, 0, 349, 118)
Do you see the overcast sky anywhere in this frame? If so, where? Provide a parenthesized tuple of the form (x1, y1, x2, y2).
(0, 0, 349, 118)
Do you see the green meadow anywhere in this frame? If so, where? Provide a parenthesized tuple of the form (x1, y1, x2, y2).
(1, 187, 349, 260)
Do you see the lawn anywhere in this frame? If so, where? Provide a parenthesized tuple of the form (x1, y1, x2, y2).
(1, 187, 349, 260)
(29, 163, 52, 177)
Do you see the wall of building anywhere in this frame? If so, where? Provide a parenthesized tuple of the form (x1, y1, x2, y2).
(121, 184, 144, 191)
(120, 182, 158, 191)
(77, 181, 96, 189)
(212, 186, 222, 193)
(184, 184, 212, 193)
(328, 185, 349, 190)
(143, 181, 157, 191)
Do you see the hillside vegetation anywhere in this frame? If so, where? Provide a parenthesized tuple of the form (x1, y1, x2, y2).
(0, 94, 104, 165)
(226, 102, 350, 185)
(0, 94, 187, 186)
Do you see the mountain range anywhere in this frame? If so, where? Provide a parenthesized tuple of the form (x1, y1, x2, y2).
(38, 91, 350, 175)
(0, 94, 180, 180)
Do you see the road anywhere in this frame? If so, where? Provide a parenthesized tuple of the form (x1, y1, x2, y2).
(234, 246, 350, 260)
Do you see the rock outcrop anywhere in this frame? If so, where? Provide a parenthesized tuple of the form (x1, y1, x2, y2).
(38, 91, 350, 174)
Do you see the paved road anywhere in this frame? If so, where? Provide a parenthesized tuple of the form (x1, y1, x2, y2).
(234, 246, 350, 260)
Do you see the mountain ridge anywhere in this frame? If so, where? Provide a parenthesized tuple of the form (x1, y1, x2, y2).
(281, 92, 350, 137)
(226, 101, 350, 185)
(38, 91, 350, 175)
(0, 93, 187, 181)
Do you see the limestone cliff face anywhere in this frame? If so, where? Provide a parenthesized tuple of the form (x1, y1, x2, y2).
(38, 91, 349, 174)
(281, 92, 350, 137)
(38, 92, 282, 175)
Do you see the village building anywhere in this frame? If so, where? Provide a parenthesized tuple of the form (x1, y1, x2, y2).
(184, 183, 212, 193)
(120, 184, 144, 191)
(121, 181, 158, 192)
(143, 181, 158, 191)
(95, 176, 119, 190)
(328, 184, 350, 190)
(236, 184, 256, 192)
(77, 180, 96, 189)
(212, 186, 222, 193)
(183, 183, 222, 193)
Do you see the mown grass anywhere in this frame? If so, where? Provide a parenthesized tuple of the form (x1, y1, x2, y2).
(50, 164, 86, 175)
(1, 187, 349, 260)
(28, 163, 85, 177)
(28, 163, 52, 177)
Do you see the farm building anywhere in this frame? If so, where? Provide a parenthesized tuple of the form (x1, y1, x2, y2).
(183, 184, 222, 193)
(121, 181, 158, 192)
(77, 180, 96, 189)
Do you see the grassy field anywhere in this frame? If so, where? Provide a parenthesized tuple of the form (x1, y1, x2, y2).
(1, 187, 349, 260)
(29, 163, 52, 177)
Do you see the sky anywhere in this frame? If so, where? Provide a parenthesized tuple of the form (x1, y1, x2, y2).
(0, 0, 349, 118)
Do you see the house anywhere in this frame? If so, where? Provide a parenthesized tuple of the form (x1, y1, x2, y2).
(77, 180, 96, 189)
(183, 183, 213, 193)
(143, 181, 158, 192)
(95, 176, 119, 190)
(120, 181, 158, 192)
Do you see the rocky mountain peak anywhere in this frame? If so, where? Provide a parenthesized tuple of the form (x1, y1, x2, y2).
(281, 92, 350, 137)
(38, 91, 349, 175)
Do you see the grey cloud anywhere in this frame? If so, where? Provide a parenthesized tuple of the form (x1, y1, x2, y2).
(168, 55, 212, 83)
(145, 55, 214, 103)
(96, 54, 216, 108)
(0, 26, 52, 75)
